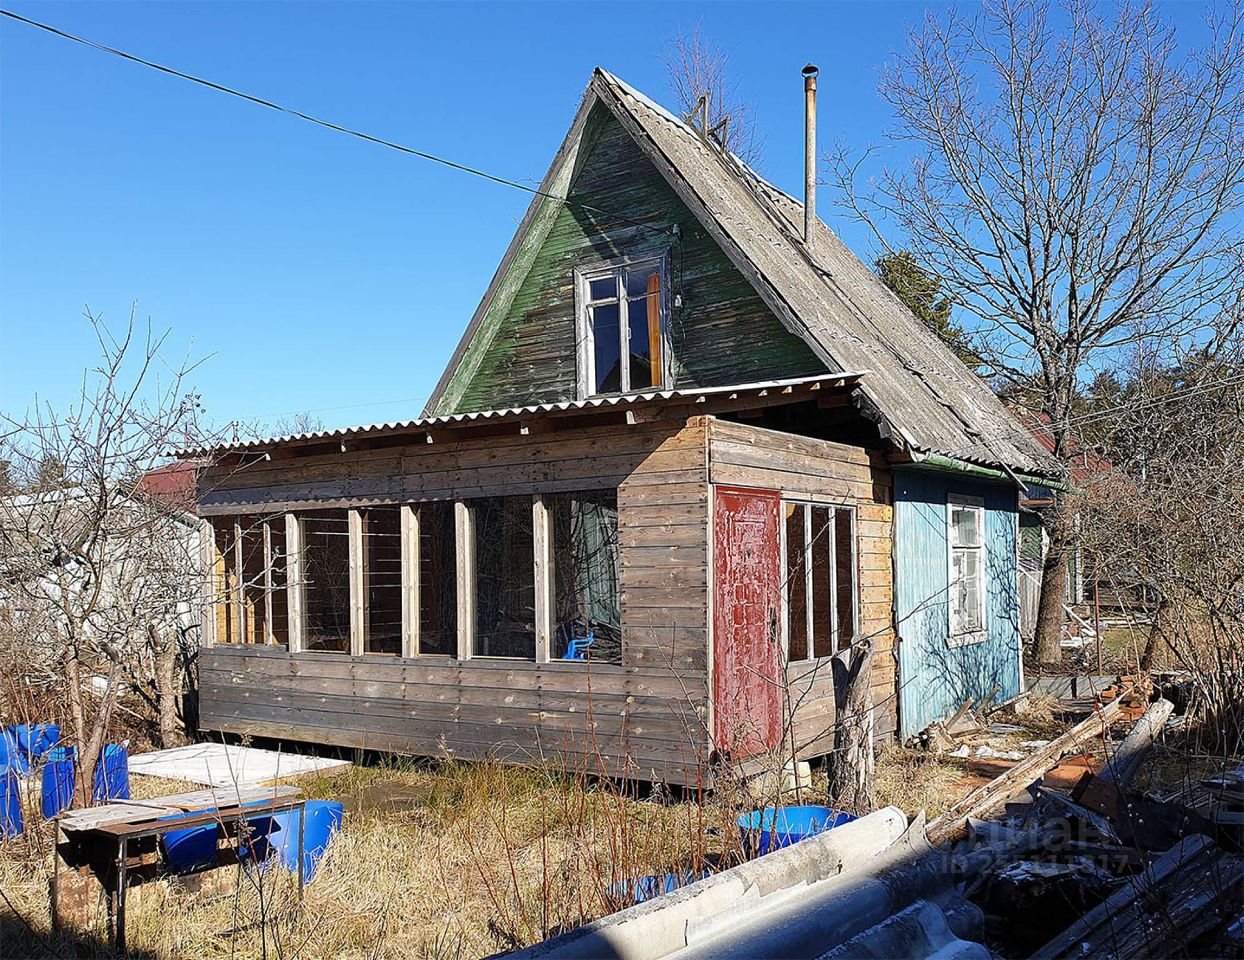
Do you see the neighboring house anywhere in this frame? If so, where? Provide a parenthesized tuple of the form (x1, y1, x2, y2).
(180, 69, 1058, 782)
(0, 465, 202, 668)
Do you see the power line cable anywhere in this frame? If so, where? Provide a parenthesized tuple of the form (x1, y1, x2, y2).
(0, 8, 673, 238)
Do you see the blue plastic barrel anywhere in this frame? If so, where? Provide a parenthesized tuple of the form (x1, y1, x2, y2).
(93, 743, 130, 802)
(737, 805, 857, 856)
(1, 770, 22, 838)
(243, 800, 344, 882)
(160, 809, 220, 873)
(13, 724, 60, 761)
(41, 746, 76, 818)
(0, 729, 28, 776)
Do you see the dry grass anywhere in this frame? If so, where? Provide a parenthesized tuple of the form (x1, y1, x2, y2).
(872, 744, 965, 819)
(0, 758, 740, 959)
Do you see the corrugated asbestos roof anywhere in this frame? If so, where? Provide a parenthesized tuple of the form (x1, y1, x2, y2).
(591, 69, 1057, 476)
(176, 373, 864, 457)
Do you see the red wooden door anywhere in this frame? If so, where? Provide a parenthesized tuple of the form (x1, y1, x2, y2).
(713, 485, 782, 758)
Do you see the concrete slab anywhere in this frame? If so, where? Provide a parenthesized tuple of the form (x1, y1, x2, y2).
(127, 742, 351, 787)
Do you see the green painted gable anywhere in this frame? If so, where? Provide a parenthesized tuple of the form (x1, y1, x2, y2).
(433, 106, 825, 415)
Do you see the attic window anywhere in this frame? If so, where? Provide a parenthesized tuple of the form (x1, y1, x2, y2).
(577, 258, 666, 396)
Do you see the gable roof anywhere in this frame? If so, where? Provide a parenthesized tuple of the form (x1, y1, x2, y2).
(425, 69, 1057, 477)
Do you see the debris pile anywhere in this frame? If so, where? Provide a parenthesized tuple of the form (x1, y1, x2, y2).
(925, 689, 1244, 959)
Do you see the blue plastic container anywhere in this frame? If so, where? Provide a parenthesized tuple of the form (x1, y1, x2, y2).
(737, 805, 857, 856)
(242, 800, 344, 882)
(1, 770, 22, 838)
(41, 746, 76, 818)
(160, 809, 220, 873)
(93, 743, 130, 802)
(13, 724, 60, 761)
(0, 728, 29, 776)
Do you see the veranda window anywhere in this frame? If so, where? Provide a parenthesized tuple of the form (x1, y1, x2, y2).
(472, 495, 536, 659)
(782, 502, 857, 662)
(301, 510, 350, 653)
(548, 490, 621, 663)
(208, 515, 286, 645)
(949, 496, 986, 638)
(360, 508, 401, 654)
(578, 259, 665, 396)
(416, 501, 456, 656)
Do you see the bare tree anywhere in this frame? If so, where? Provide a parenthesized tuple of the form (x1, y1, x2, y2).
(0, 308, 215, 798)
(1078, 308, 1244, 751)
(663, 26, 765, 168)
(831, 0, 1244, 662)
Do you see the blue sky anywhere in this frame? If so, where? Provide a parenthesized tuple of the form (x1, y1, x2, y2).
(0, 1, 1212, 437)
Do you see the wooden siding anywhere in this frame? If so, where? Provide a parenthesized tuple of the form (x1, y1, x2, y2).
(892, 469, 1021, 739)
(435, 106, 824, 415)
(200, 645, 709, 785)
(706, 418, 898, 751)
(196, 416, 712, 779)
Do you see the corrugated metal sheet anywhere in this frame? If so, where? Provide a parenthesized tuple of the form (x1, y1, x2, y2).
(175, 372, 862, 458)
(893, 469, 1023, 737)
(591, 70, 1057, 477)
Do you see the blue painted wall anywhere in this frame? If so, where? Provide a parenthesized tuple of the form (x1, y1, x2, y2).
(893, 468, 1021, 738)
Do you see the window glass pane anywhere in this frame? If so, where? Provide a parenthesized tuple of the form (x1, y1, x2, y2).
(302, 510, 350, 653)
(550, 490, 621, 663)
(588, 276, 616, 301)
(239, 518, 267, 644)
(591, 302, 622, 394)
(951, 504, 981, 547)
(625, 265, 660, 297)
(363, 509, 401, 655)
(962, 550, 982, 631)
(213, 521, 236, 644)
(785, 504, 808, 662)
(473, 496, 535, 659)
(835, 509, 855, 648)
(418, 502, 456, 655)
(268, 519, 289, 646)
(810, 506, 833, 659)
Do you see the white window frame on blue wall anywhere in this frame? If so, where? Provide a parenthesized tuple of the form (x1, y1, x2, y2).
(947, 494, 987, 646)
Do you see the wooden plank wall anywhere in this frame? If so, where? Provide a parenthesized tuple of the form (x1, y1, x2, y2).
(200, 646, 710, 785)
(195, 416, 712, 783)
(706, 418, 897, 749)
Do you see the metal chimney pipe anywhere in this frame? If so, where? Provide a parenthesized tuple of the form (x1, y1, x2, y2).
(803, 64, 819, 248)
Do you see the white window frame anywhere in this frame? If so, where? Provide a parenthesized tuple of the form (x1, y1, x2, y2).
(779, 499, 859, 664)
(574, 255, 670, 399)
(947, 494, 987, 646)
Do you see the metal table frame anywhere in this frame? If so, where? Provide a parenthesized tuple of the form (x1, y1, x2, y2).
(53, 790, 308, 952)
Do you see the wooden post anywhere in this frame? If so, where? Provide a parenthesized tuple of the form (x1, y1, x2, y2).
(262, 520, 275, 644)
(348, 508, 365, 656)
(400, 504, 419, 657)
(285, 512, 304, 653)
(199, 520, 217, 647)
(455, 500, 473, 661)
(532, 494, 552, 663)
(232, 518, 245, 644)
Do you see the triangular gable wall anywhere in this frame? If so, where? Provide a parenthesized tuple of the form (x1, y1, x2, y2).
(427, 99, 823, 416)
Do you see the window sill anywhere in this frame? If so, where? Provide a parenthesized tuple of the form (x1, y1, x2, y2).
(947, 630, 988, 648)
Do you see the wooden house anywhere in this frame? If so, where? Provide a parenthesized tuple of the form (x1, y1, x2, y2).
(182, 69, 1058, 784)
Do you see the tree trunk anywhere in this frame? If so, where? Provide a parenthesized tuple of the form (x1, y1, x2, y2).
(829, 641, 875, 814)
(153, 627, 181, 748)
(1033, 501, 1072, 665)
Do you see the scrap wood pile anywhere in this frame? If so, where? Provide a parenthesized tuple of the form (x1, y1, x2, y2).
(921, 685, 1244, 959)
